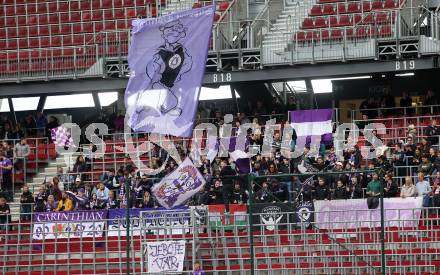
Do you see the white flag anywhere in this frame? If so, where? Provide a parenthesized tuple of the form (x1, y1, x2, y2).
(152, 157, 206, 209)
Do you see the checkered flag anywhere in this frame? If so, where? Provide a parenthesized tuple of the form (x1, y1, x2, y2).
(51, 126, 75, 148)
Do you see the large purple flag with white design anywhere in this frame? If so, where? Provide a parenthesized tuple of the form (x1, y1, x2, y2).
(125, 6, 215, 137)
(289, 109, 334, 145)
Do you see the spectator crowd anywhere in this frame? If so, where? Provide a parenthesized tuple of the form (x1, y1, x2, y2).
(0, 89, 439, 225)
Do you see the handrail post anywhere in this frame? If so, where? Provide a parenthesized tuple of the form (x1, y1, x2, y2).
(247, 173, 255, 275)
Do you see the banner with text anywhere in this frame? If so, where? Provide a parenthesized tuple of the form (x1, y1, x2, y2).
(144, 240, 186, 273)
(314, 197, 423, 230)
(108, 207, 190, 236)
(32, 210, 107, 240)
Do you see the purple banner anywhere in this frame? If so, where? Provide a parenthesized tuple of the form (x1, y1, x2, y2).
(314, 197, 423, 230)
(125, 6, 215, 137)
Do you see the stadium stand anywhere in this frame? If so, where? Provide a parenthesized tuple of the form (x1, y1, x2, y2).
(0, 0, 231, 80)
(0, 0, 440, 274)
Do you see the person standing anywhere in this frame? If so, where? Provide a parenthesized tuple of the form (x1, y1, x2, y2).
(20, 186, 34, 221)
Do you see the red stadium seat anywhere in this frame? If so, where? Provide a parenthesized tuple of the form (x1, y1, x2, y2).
(126, 8, 136, 18)
(39, 26, 50, 36)
(82, 12, 92, 21)
(385, 0, 397, 8)
(353, 14, 362, 24)
(104, 10, 114, 20)
(15, 5, 26, 15)
(51, 36, 62, 47)
(320, 30, 331, 40)
(116, 20, 127, 29)
(29, 37, 39, 48)
(58, 2, 69, 11)
(60, 12, 70, 22)
(5, 6, 15, 16)
(347, 2, 361, 13)
(39, 14, 49, 25)
(70, 12, 81, 22)
(362, 1, 372, 12)
(48, 14, 59, 24)
(48, 2, 58, 12)
(83, 22, 93, 32)
(322, 4, 335, 15)
(102, 0, 113, 8)
(218, 2, 229, 12)
(376, 12, 389, 23)
(372, 1, 384, 10)
(93, 10, 104, 20)
(51, 24, 61, 34)
(329, 16, 338, 27)
(302, 18, 314, 29)
(60, 24, 72, 34)
(363, 14, 375, 24)
(37, 3, 48, 13)
(5, 17, 16, 27)
(114, 0, 124, 8)
(331, 29, 343, 39)
(7, 28, 17, 38)
(339, 14, 351, 26)
(337, 2, 347, 13)
(310, 5, 322, 16)
(314, 17, 327, 28)
(115, 9, 125, 19)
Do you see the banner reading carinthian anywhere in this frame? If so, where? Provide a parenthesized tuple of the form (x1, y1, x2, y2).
(125, 6, 215, 137)
(32, 210, 106, 240)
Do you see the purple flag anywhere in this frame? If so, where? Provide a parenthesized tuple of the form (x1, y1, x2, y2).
(125, 6, 215, 137)
(289, 109, 334, 145)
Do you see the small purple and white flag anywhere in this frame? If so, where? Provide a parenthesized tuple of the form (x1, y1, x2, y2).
(51, 126, 75, 148)
(289, 109, 334, 145)
(152, 157, 206, 209)
(124, 6, 215, 137)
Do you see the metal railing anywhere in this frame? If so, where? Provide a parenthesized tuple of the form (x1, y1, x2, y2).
(0, 205, 439, 274)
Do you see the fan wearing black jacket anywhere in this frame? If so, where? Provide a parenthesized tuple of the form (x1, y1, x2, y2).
(219, 160, 236, 203)
(231, 182, 248, 204)
(332, 180, 349, 200)
(384, 173, 399, 198)
(349, 176, 364, 199)
(208, 180, 225, 205)
(20, 185, 34, 221)
(313, 177, 331, 201)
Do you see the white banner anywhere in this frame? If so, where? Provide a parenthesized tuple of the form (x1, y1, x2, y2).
(314, 197, 423, 230)
(152, 157, 206, 209)
(33, 221, 105, 240)
(145, 240, 186, 273)
(32, 210, 107, 240)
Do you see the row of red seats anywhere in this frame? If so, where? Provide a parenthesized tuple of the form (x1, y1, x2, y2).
(294, 25, 392, 42)
(0, 8, 145, 27)
(0, 34, 97, 50)
(0, 20, 130, 39)
(0, 59, 96, 73)
(303, 11, 395, 29)
(310, 0, 400, 16)
(1, 0, 154, 14)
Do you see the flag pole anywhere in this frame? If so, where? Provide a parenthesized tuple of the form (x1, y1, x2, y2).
(126, 178, 130, 275)
(247, 173, 255, 275)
